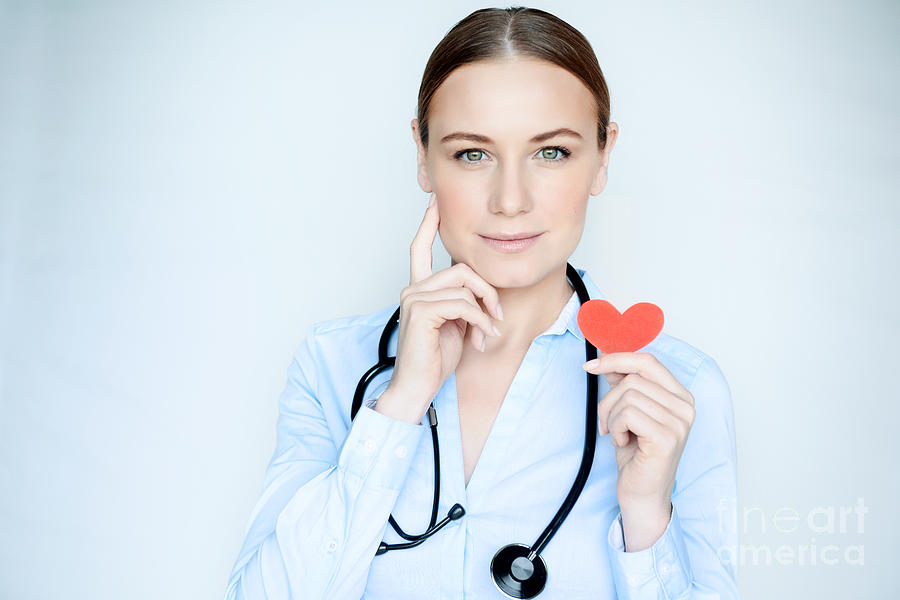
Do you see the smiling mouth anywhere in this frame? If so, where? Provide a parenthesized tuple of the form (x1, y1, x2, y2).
(478, 232, 544, 253)
(479, 232, 543, 241)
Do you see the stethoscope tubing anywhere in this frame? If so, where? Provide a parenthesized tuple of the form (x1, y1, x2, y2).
(349, 262, 600, 589)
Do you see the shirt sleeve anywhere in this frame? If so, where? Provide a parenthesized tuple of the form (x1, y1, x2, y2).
(224, 326, 428, 599)
(605, 356, 740, 600)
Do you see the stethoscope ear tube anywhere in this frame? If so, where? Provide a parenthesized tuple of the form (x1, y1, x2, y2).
(376, 502, 466, 555)
(352, 354, 449, 544)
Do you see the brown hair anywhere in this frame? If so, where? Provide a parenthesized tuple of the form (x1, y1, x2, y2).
(416, 6, 611, 152)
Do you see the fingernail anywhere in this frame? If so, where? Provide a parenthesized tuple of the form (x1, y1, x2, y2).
(481, 336, 486, 352)
(428, 193, 436, 208)
(491, 325, 501, 337)
(496, 302, 504, 321)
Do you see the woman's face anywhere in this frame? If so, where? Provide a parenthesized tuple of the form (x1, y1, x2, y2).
(412, 57, 618, 289)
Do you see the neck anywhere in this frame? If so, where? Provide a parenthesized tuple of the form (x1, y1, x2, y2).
(457, 259, 575, 354)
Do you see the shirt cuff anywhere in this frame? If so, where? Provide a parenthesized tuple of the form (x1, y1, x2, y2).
(337, 404, 427, 491)
(606, 503, 693, 599)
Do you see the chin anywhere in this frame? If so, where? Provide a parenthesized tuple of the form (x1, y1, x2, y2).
(464, 254, 555, 289)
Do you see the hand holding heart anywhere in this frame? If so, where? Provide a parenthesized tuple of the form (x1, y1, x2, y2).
(578, 300, 695, 516)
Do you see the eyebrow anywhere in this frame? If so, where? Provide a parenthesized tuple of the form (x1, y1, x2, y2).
(439, 127, 584, 145)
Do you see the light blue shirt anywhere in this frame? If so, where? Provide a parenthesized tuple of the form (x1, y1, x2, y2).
(225, 268, 739, 599)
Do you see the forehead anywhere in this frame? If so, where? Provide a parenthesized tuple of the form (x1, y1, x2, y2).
(428, 57, 596, 141)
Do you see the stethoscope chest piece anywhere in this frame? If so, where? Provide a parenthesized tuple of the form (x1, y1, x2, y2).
(491, 543, 547, 599)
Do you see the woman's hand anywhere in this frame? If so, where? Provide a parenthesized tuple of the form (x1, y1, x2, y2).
(583, 351, 695, 550)
(376, 192, 503, 425)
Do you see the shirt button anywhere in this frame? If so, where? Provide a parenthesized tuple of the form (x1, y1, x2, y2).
(395, 445, 408, 458)
(626, 574, 641, 586)
(326, 538, 338, 553)
(364, 439, 377, 453)
(659, 563, 670, 574)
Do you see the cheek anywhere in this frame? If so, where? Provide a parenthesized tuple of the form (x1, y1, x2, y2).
(537, 159, 592, 194)
(427, 156, 478, 202)
(545, 186, 588, 225)
(435, 194, 477, 251)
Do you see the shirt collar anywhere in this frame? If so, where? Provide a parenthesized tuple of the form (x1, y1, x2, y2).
(539, 267, 605, 342)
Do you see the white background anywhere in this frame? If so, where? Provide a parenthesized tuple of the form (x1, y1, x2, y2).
(1, 1, 898, 598)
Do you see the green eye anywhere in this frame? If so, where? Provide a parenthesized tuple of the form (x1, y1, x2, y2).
(452, 145, 571, 165)
(453, 149, 487, 163)
(539, 146, 571, 162)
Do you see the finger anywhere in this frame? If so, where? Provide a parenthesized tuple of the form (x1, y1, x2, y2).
(597, 373, 693, 435)
(583, 352, 691, 405)
(604, 370, 626, 387)
(416, 262, 503, 321)
(410, 192, 438, 285)
(404, 285, 481, 309)
(426, 298, 501, 349)
(408, 295, 500, 345)
(592, 351, 626, 386)
(404, 288, 499, 350)
(608, 401, 670, 451)
(603, 387, 683, 444)
(471, 326, 486, 353)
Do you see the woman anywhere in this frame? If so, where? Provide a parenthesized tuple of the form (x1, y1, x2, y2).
(226, 7, 738, 599)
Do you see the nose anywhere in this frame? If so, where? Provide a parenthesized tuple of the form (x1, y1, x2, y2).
(488, 163, 532, 216)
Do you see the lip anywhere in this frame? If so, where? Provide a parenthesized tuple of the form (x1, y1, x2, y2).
(481, 231, 543, 241)
(479, 232, 544, 253)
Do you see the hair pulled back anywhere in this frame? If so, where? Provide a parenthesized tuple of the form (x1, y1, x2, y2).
(416, 6, 611, 152)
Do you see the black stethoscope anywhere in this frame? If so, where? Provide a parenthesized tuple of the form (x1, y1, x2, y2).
(350, 262, 599, 599)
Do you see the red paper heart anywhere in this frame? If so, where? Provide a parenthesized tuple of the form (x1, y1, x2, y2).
(577, 300, 664, 354)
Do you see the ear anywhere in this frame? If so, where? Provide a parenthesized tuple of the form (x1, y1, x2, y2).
(589, 121, 619, 196)
(411, 118, 433, 193)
